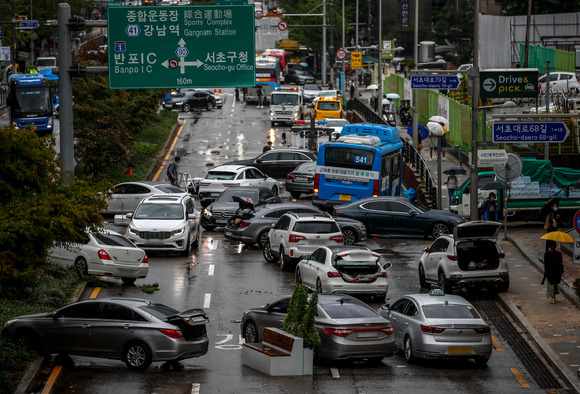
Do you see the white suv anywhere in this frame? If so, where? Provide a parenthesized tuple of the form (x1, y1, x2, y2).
(539, 72, 580, 94)
(418, 221, 509, 293)
(263, 212, 344, 271)
(197, 165, 278, 207)
(125, 194, 200, 256)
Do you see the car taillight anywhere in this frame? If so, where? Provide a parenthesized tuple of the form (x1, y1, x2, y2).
(223, 183, 240, 187)
(330, 235, 343, 243)
(446, 255, 458, 261)
(334, 209, 342, 216)
(372, 180, 379, 197)
(313, 109, 317, 118)
(313, 174, 319, 195)
(159, 329, 184, 338)
(286, 174, 295, 179)
(380, 272, 388, 277)
(240, 221, 251, 227)
(498, 252, 505, 258)
(98, 249, 112, 260)
(289, 234, 306, 242)
(340, 110, 344, 118)
(420, 325, 446, 334)
(324, 326, 393, 337)
(143, 254, 149, 264)
(474, 326, 491, 334)
(323, 327, 352, 337)
(327, 272, 341, 277)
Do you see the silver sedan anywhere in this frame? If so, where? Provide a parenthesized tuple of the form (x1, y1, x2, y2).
(3, 298, 209, 370)
(378, 291, 492, 365)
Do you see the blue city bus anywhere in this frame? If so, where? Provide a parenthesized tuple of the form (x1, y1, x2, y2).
(8, 73, 55, 134)
(313, 123, 404, 210)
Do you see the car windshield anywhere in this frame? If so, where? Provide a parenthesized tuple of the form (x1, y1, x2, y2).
(317, 101, 340, 111)
(217, 189, 257, 202)
(271, 94, 299, 106)
(154, 184, 184, 193)
(304, 84, 321, 91)
(134, 203, 184, 219)
(293, 221, 339, 233)
(93, 232, 136, 247)
(422, 304, 481, 319)
(321, 301, 377, 319)
(206, 171, 237, 180)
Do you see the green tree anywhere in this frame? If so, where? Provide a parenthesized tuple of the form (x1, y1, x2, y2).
(0, 127, 109, 298)
(493, 0, 579, 15)
(283, 284, 308, 336)
(299, 290, 321, 348)
(432, 0, 475, 66)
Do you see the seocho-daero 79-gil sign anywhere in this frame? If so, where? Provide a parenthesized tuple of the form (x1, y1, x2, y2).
(107, 5, 256, 89)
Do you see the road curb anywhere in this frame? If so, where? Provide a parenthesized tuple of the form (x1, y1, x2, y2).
(497, 293, 580, 394)
(146, 119, 182, 181)
(15, 280, 88, 394)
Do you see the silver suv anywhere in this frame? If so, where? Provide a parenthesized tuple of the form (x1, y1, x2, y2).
(539, 72, 580, 94)
(263, 212, 344, 271)
(125, 194, 200, 256)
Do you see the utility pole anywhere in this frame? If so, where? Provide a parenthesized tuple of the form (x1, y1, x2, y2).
(342, 0, 345, 92)
(329, 0, 335, 87)
(411, 0, 419, 149)
(322, 0, 327, 85)
(469, 0, 480, 220)
(58, 3, 74, 185)
(377, 0, 382, 104)
(11, 0, 16, 71)
(355, 0, 359, 97)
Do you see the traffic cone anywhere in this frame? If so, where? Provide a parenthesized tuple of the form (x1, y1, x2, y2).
(219, 88, 222, 93)
(124, 166, 133, 176)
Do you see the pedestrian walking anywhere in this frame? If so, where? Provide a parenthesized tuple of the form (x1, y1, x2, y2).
(257, 85, 264, 108)
(263, 141, 273, 152)
(543, 201, 561, 251)
(328, 82, 334, 90)
(429, 130, 439, 160)
(235, 87, 240, 102)
(481, 192, 499, 221)
(439, 122, 448, 160)
(444, 170, 458, 207)
(541, 240, 564, 304)
(350, 82, 355, 100)
(167, 156, 181, 187)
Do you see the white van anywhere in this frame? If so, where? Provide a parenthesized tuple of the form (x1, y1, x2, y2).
(36, 57, 57, 71)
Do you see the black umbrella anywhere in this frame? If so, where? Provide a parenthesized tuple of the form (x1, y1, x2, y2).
(539, 197, 560, 220)
(480, 181, 510, 190)
(443, 166, 467, 175)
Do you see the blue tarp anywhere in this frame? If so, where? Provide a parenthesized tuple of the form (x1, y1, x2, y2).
(38, 68, 58, 81)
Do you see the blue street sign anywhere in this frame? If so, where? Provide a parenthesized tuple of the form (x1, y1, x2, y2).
(411, 75, 461, 89)
(19, 21, 39, 28)
(492, 122, 570, 143)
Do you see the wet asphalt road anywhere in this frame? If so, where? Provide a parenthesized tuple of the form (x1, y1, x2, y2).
(33, 99, 547, 393)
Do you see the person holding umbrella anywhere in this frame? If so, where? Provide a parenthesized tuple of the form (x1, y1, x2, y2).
(444, 170, 458, 207)
(481, 192, 499, 221)
(541, 240, 563, 304)
(543, 201, 561, 251)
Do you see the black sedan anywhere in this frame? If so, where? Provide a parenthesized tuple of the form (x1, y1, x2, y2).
(201, 186, 282, 230)
(224, 148, 317, 179)
(285, 70, 316, 85)
(224, 202, 367, 247)
(3, 298, 209, 370)
(163, 91, 216, 112)
(333, 196, 466, 239)
(285, 161, 316, 199)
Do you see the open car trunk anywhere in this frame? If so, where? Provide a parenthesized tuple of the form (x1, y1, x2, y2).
(456, 240, 500, 271)
(167, 308, 208, 341)
(334, 262, 381, 283)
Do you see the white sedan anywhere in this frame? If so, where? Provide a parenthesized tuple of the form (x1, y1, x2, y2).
(295, 245, 391, 301)
(48, 229, 149, 284)
(197, 165, 278, 207)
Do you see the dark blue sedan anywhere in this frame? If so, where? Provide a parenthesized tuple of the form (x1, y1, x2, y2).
(333, 196, 466, 239)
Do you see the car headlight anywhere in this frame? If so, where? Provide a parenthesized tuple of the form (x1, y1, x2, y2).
(202, 209, 212, 217)
(4, 319, 16, 328)
(293, 111, 299, 117)
(128, 227, 139, 235)
(269, 110, 275, 116)
(171, 227, 185, 236)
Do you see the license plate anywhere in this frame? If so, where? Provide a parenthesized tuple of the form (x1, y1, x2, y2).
(296, 176, 308, 182)
(339, 194, 351, 201)
(225, 231, 232, 236)
(448, 347, 472, 355)
(216, 219, 228, 224)
(357, 331, 378, 338)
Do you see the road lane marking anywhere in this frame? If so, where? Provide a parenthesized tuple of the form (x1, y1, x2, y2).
(41, 365, 62, 394)
(208, 264, 215, 276)
(89, 287, 101, 299)
(510, 368, 530, 388)
(191, 383, 200, 394)
(204, 293, 211, 308)
(492, 335, 504, 351)
(152, 119, 187, 181)
(331, 368, 340, 378)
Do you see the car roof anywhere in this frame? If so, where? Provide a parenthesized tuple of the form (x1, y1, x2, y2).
(402, 293, 472, 306)
(208, 165, 253, 173)
(352, 196, 412, 204)
(223, 186, 271, 192)
(284, 211, 334, 221)
(316, 96, 340, 102)
(141, 194, 189, 204)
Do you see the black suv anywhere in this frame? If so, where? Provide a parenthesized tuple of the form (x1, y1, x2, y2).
(224, 148, 317, 179)
(163, 91, 216, 112)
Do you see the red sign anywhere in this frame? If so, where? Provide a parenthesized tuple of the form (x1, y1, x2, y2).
(336, 49, 347, 61)
(574, 210, 580, 234)
(277, 21, 288, 31)
(255, 10, 263, 19)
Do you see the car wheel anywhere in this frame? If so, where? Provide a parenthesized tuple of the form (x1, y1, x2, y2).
(123, 341, 152, 370)
(438, 270, 451, 293)
(244, 321, 259, 343)
(182, 103, 191, 112)
(403, 336, 415, 363)
(474, 356, 489, 365)
(316, 278, 323, 293)
(75, 257, 88, 276)
(271, 185, 278, 195)
(192, 227, 200, 248)
(257, 231, 269, 249)
(263, 241, 279, 263)
(418, 264, 428, 289)
(14, 329, 40, 352)
(342, 228, 356, 245)
(201, 224, 216, 231)
(207, 102, 214, 111)
(290, 192, 301, 199)
(497, 277, 510, 292)
(121, 277, 136, 285)
(296, 267, 302, 284)
(279, 246, 290, 271)
(431, 223, 450, 239)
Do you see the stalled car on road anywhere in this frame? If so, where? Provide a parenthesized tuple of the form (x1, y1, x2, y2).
(224, 148, 317, 179)
(48, 229, 148, 284)
(162, 91, 216, 112)
(102, 181, 188, 217)
(241, 293, 394, 361)
(3, 298, 209, 370)
(285, 161, 316, 199)
(378, 290, 492, 365)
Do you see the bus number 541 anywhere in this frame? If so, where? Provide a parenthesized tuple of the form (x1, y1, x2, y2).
(354, 155, 368, 164)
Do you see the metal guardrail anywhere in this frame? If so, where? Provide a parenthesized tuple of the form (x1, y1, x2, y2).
(348, 98, 438, 208)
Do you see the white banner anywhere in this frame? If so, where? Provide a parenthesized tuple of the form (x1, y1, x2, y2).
(1, 47, 10, 62)
(438, 95, 449, 120)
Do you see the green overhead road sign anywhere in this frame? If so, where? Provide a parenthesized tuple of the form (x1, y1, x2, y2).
(479, 69, 539, 99)
(107, 5, 256, 89)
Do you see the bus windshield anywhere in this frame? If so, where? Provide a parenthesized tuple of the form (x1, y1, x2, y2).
(11, 86, 52, 117)
(324, 146, 374, 170)
(270, 93, 299, 106)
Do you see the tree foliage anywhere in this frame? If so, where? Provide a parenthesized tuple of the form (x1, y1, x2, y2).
(493, 0, 578, 15)
(432, 0, 475, 66)
(282, 284, 321, 348)
(0, 127, 109, 298)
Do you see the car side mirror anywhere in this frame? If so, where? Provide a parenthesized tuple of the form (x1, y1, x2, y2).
(408, 210, 417, 216)
(52, 312, 61, 320)
(383, 262, 392, 270)
(256, 158, 263, 163)
(424, 246, 431, 253)
(125, 212, 133, 219)
(263, 174, 268, 179)
(187, 213, 196, 219)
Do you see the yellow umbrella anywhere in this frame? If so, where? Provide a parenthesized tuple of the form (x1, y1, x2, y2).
(540, 231, 575, 243)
